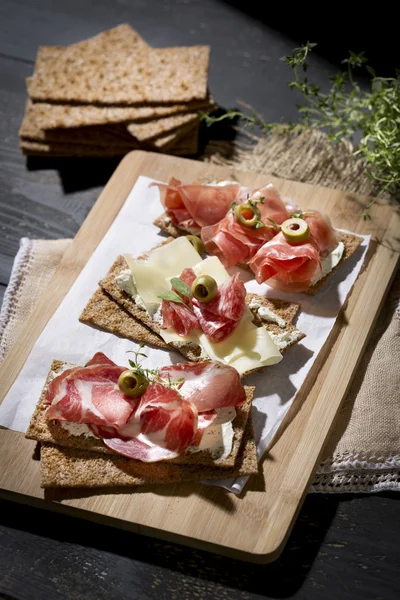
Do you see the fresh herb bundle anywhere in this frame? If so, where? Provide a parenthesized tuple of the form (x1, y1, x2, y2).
(202, 42, 400, 219)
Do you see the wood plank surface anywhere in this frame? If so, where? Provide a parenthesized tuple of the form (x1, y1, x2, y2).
(1, 150, 398, 563)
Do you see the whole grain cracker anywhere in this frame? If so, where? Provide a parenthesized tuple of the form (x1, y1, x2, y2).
(27, 91, 215, 130)
(26, 359, 255, 468)
(305, 232, 363, 295)
(79, 288, 168, 348)
(163, 123, 200, 156)
(39, 413, 258, 488)
(28, 25, 210, 105)
(20, 100, 140, 148)
(127, 112, 200, 142)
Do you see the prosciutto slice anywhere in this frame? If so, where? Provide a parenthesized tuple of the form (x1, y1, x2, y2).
(159, 361, 246, 412)
(90, 384, 198, 462)
(305, 210, 340, 257)
(249, 209, 340, 292)
(45, 358, 135, 428)
(201, 184, 290, 267)
(152, 178, 241, 232)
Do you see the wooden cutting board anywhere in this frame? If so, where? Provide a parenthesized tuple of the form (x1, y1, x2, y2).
(0, 151, 399, 563)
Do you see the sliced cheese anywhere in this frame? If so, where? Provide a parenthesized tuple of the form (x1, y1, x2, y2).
(124, 237, 202, 315)
(159, 328, 198, 345)
(199, 311, 282, 375)
(192, 256, 230, 284)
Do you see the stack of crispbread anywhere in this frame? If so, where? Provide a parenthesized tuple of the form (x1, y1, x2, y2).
(19, 24, 215, 158)
(25, 360, 259, 488)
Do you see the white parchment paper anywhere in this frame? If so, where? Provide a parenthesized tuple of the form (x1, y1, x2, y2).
(0, 176, 370, 493)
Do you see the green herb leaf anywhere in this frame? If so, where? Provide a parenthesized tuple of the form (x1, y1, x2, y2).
(158, 290, 186, 305)
(170, 277, 192, 298)
(253, 221, 265, 229)
(230, 201, 237, 212)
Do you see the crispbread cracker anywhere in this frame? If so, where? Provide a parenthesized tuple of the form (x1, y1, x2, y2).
(26, 359, 255, 468)
(39, 413, 258, 488)
(163, 123, 200, 156)
(150, 118, 200, 151)
(93, 250, 304, 369)
(305, 232, 363, 295)
(27, 92, 215, 130)
(20, 100, 140, 148)
(154, 212, 183, 236)
(20, 140, 134, 157)
(99, 254, 203, 362)
(28, 25, 210, 105)
(126, 112, 201, 142)
(79, 288, 168, 348)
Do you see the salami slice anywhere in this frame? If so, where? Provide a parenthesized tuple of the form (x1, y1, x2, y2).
(161, 299, 199, 336)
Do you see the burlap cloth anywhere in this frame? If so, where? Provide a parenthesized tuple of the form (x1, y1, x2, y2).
(1, 130, 399, 493)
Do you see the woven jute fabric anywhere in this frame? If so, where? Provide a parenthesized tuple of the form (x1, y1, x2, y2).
(1, 128, 399, 493)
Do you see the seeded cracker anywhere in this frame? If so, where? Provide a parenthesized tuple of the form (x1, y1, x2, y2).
(28, 89, 215, 130)
(28, 25, 210, 105)
(39, 412, 258, 488)
(126, 112, 200, 142)
(26, 360, 255, 469)
(79, 288, 168, 348)
(20, 100, 140, 148)
(305, 232, 363, 295)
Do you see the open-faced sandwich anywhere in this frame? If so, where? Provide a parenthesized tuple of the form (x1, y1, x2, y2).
(26, 349, 258, 488)
(153, 178, 363, 295)
(80, 236, 306, 376)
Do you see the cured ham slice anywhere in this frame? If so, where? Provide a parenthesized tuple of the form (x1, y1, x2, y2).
(249, 209, 340, 291)
(305, 210, 340, 257)
(90, 422, 180, 462)
(45, 361, 135, 428)
(191, 411, 217, 446)
(249, 231, 320, 292)
(159, 361, 246, 412)
(90, 383, 198, 462)
(201, 184, 290, 267)
(152, 178, 240, 232)
(84, 352, 118, 367)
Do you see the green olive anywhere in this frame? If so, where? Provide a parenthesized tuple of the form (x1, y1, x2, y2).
(281, 217, 310, 243)
(186, 235, 205, 254)
(191, 275, 218, 303)
(118, 370, 149, 397)
(234, 202, 261, 227)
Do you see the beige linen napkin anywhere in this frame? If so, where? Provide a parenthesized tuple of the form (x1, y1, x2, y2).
(1, 128, 399, 492)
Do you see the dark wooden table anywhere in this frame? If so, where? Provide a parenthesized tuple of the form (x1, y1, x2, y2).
(0, 1, 399, 598)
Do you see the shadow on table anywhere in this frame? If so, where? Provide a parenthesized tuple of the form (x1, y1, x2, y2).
(0, 491, 341, 597)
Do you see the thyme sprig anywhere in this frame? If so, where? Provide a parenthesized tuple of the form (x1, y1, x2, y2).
(127, 344, 184, 391)
(202, 42, 400, 219)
